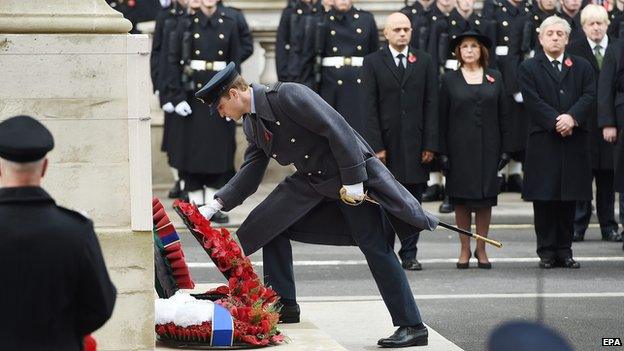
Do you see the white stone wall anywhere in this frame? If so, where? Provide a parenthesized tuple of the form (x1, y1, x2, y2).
(0, 33, 154, 351)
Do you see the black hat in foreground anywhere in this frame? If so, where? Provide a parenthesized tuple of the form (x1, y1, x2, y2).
(449, 30, 492, 52)
(195, 62, 239, 106)
(0, 115, 54, 162)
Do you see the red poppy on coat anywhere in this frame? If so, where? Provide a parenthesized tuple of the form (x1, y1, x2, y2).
(486, 74, 495, 83)
(408, 53, 417, 63)
(564, 58, 573, 67)
(264, 130, 271, 142)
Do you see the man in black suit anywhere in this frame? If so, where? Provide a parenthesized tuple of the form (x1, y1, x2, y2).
(598, 26, 624, 250)
(361, 12, 438, 271)
(518, 15, 596, 269)
(568, 5, 622, 243)
(0, 116, 117, 350)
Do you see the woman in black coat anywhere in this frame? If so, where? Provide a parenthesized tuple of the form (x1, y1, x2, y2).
(439, 31, 512, 269)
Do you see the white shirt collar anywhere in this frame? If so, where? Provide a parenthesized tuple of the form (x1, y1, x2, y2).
(587, 35, 608, 51)
(388, 44, 409, 59)
(546, 52, 565, 64)
(249, 86, 256, 114)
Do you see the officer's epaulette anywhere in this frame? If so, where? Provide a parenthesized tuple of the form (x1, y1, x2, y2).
(58, 206, 93, 224)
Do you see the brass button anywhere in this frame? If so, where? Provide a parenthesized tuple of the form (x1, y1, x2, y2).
(218, 18, 223, 23)
(276, 121, 281, 125)
(297, 9, 303, 14)
(197, 83, 202, 88)
(354, 13, 359, 19)
(194, 33, 200, 39)
(219, 33, 225, 39)
(452, 35, 456, 39)
(502, 6, 507, 11)
(451, 20, 456, 25)
(317, 170, 322, 174)
(272, 154, 277, 158)
(432, 15, 437, 21)
(195, 50, 200, 55)
(304, 155, 309, 159)
(194, 18, 199, 23)
(331, 30, 336, 35)
(534, 15, 539, 20)
(285, 44, 291, 50)
(330, 15, 335, 20)
(332, 46, 338, 52)
(503, 21, 508, 26)
(412, 8, 417, 14)
(357, 78, 362, 84)
(218, 50, 224, 55)
(307, 173, 312, 176)
(337, 80, 343, 85)
(357, 45, 362, 50)
(475, 19, 480, 25)
(290, 138, 296, 143)
(356, 28, 362, 34)
(504, 36, 509, 42)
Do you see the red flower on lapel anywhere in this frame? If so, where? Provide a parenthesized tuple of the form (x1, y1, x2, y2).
(486, 74, 495, 83)
(408, 53, 417, 63)
(264, 130, 271, 142)
(564, 58, 573, 67)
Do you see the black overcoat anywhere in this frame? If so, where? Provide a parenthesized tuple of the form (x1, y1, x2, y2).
(439, 68, 512, 199)
(0, 187, 116, 350)
(598, 40, 624, 191)
(518, 51, 595, 201)
(361, 46, 439, 184)
(218, 2, 254, 62)
(215, 83, 439, 255)
(168, 11, 241, 174)
(567, 37, 616, 170)
(317, 6, 379, 134)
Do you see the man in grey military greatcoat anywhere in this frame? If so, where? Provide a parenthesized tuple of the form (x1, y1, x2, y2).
(195, 62, 438, 348)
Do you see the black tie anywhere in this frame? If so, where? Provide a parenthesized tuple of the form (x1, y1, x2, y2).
(552, 59, 560, 72)
(397, 53, 406, 77)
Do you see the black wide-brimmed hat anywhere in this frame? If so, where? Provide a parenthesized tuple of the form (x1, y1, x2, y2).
(449, 30, 492, 51)
(195, 62, 239, 106)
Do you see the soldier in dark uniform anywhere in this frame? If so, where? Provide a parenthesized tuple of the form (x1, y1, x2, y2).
(490, 0, 535, 192)
(217, 0, 254, 62)
(559, 0, 585, 42)
(167, 0, 241, 222)
(400, 0, 436, 50)
(310, 0, 379, 134)
(607, 0, 624, 38)
(518, 16, 595, 269)
(195, 63, 438, 347)
(276, 0, 324, 82)
(151, 0, 187, 199)
(107, 0, 161, 33)
(0, 116, 116, 350)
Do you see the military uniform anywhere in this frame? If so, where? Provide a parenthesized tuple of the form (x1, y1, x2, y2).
(107, 0, 160, 34)
(400, 1, 435, 51)
(313, 6, 379, 134)
(167, 9, 241, 195)
(276, 0, 324, 82)
(608, 7, 624, 39)
(218, 1, 254, 62)
(151, 3, 185, 160)
(0, 116, 116, 350)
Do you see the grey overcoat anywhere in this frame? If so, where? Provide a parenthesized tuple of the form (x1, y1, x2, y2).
(215, 83, 439, 255)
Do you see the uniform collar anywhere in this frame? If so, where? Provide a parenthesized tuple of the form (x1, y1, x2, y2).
(249, 84, 276, 122)
(0, 186, 55, 204)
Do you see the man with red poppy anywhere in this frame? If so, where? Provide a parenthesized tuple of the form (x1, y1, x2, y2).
(518, 16, 596, 269)
(361, 12, 438, 271)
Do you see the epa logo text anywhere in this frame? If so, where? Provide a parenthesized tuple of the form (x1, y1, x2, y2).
(602, 338, 622, 346)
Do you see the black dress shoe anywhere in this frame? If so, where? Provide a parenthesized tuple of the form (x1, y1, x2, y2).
(278, 304, 300, 324)
(557, 257, 580, 268)
(167, 180, 182, 199)
(422, 184, 442, 202)
(438, 195, 454, 213)
(601, 229, 623, 242)
(402, 259, 422, 271)
(499, 175, 507, 193)
(506, 174, 523, 192)
(539, 259, 555, 269)
(572, 231, 585, 242)
(377, 326, 428, 348)
(211, 210, 229, 224)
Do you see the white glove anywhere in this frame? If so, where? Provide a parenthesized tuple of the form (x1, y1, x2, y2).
(159, 0, 171, 8)
(162, 102, 175, 113)
(343, 183, 364, 199)
(174, 101, 192, 117)
(198, 199, 223, 220)
(513, 92, 523, 103)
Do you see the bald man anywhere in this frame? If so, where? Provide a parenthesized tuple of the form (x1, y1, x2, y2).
(362, 12, 439, 272)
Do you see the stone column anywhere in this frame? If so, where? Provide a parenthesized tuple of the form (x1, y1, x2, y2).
(0, 1, 154, 350)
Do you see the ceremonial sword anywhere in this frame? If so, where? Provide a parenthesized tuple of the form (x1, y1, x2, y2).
(339, 187, 503, 248)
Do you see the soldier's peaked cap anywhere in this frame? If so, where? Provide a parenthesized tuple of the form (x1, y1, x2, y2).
(195, 62, 240, 106)
(0, 115, 54, 163)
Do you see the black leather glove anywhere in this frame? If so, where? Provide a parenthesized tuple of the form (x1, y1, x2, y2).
(439, 155, 450, 175)
(497, 153, 511, 171)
